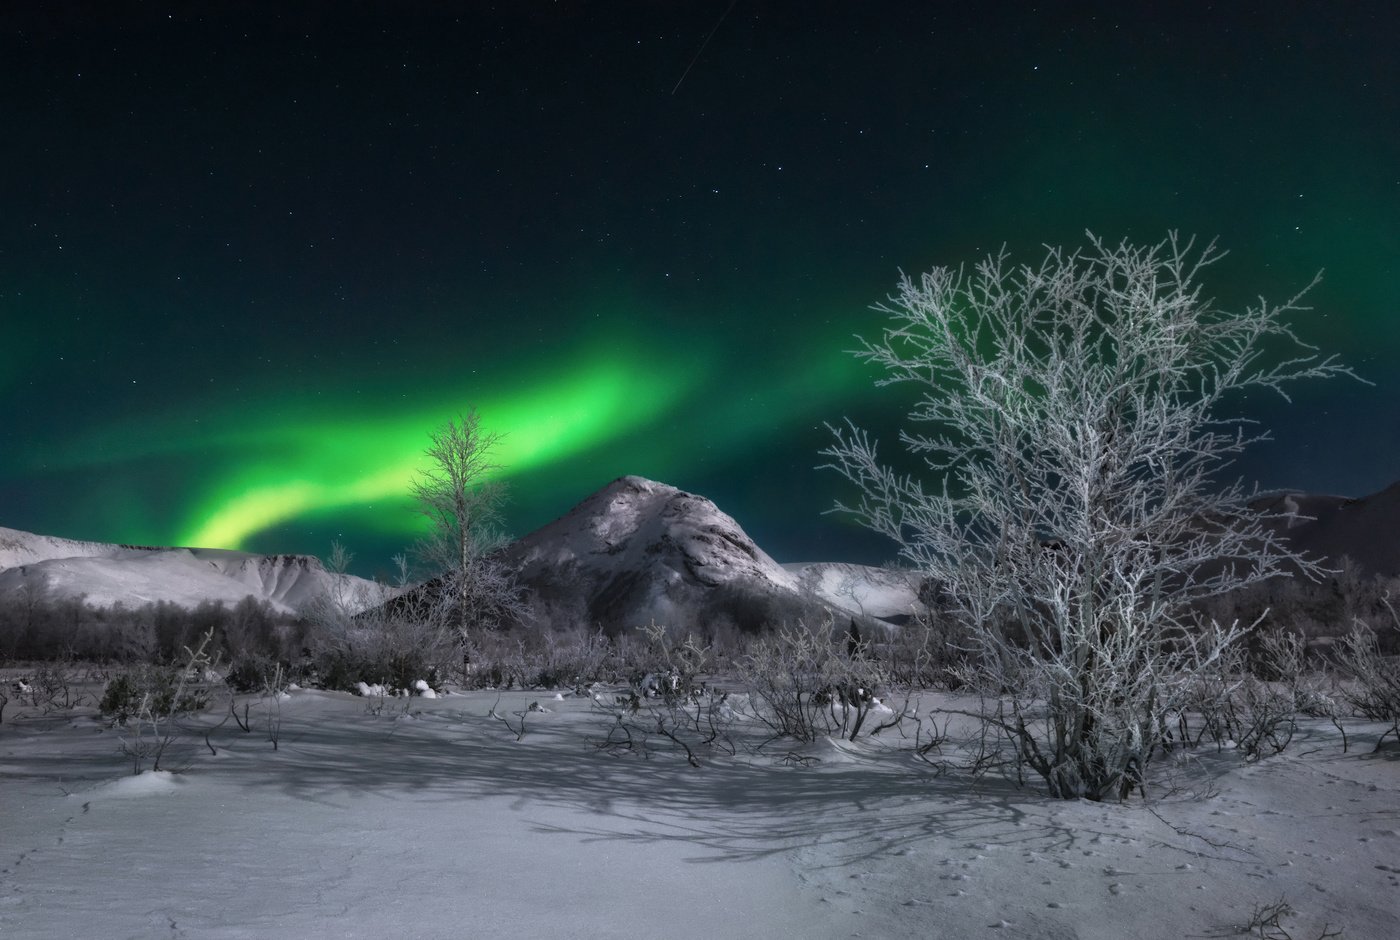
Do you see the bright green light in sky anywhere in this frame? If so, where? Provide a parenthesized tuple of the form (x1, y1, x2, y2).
(181, 354, 695, 549)
(28, 293, 874, 556)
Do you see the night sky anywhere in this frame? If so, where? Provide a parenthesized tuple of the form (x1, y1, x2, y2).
(3, 3, 1397, 578)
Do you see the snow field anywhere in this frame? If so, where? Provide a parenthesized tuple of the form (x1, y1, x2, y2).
(1, 686, 1397, 938)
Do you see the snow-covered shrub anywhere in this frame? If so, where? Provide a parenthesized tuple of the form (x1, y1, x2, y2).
(629, 622, 710, 702)
(313, 643, 442, 697)
(1228, 674, 1299, 762)
(1335, 595, 1400, 750)
(520, 626, 623, 690)
(458, 626, 629, 691)
(822, 234, 1355, 800)
(536, 627, 625, 689)
(590, 687, 736, 767)
(98, 673, 143, 725)
(297, 541, 456, 695)
(224, 651, 286, 693)
(735, 618, 908, 744)
(589, 623, 737, 766)
(100, 665, 209, 726)
(8, 661, 86, 711)
(1163, 628, 1348, 763)
(875, 611, 974, 690)
(110, 629, 216, 774)
(1251, 628, 1341, 719)
(456, 632, 529, 690)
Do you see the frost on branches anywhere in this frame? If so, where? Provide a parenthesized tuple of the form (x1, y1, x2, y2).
(824, 233, 1358, 800)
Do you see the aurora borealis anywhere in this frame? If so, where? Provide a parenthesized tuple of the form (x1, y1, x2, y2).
(2, 4, 1397, 577)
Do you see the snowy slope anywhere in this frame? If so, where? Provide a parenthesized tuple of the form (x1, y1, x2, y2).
(0, 525, 125, 569)
(784, 561, 928, 624)
(0, 526, 393, 614)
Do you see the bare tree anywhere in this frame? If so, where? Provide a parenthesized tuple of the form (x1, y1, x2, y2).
(824, 233, 1357, 800)
(299, 540, 367, 640)
(410, 410, 525, 638)
(299, 541, 458, 693)
(1336, 593, 1400, 751)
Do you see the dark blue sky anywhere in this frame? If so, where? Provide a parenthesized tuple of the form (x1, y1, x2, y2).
(2, 3, 1396, 577)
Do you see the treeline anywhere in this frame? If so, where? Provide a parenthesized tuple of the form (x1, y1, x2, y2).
(1199, 558, 1400, 657)
(0, 593, 305, 665)
(2, 558, 1394, 689)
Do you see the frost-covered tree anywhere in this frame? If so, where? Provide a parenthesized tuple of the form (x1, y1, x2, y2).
(411, 410, 524, 636)
(824, 233, 1356, 800)
(299, 540, 367, 636)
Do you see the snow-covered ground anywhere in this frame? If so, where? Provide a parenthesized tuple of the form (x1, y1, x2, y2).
(2, 686, 1396, 938)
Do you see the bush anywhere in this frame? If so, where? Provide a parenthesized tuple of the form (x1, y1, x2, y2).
(822, 234, 1354, 800)
(311, 647, 439, 695)
(588, 623, 736, 766)
(872, 611, 974, 690)
(225, 652, 286, 693)
(99, 666, 209, 726)
(457, 626, 633, 691)
(98, 674, 144, 724)
(300, 604, 456, 694)
(734, 619, 908, 743)
(1334, 596, 1400, 750)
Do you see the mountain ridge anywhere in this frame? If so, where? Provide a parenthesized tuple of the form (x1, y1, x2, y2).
(3, 475, 1394, 626)
(0, 526, 393, 615)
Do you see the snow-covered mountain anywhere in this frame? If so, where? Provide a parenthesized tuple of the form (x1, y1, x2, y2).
(0, 526, 393, 615)
(12, 474, 1388, 631)
(503, 475, 867, 634)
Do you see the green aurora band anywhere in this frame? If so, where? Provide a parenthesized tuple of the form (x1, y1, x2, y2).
(25, 317, 871, 555)
(178, 354, 701, 550)
(3, 6, 1396, 573)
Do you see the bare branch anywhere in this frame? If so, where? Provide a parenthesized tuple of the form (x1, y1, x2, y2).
(824, 234, 1357, 800)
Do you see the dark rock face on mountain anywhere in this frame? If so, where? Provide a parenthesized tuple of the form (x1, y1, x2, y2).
(1193, 481, 1400, 643)
(1255, 480, 1400, 579)
(503, 476, 848, 636)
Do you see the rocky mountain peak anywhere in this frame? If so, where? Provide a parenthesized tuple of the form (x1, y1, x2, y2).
(504, 476, 825, 634)
(508, 475, 797, 593)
